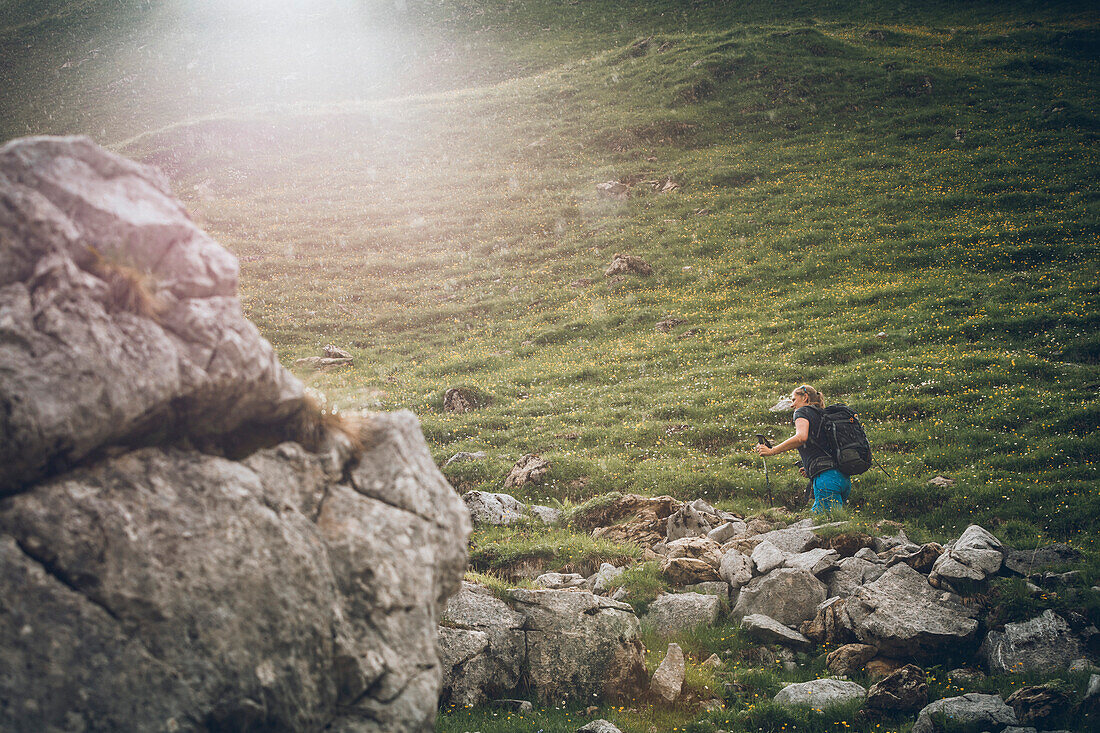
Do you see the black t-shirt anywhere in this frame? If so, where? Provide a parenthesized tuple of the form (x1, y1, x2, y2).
(793, 406, 836, 478)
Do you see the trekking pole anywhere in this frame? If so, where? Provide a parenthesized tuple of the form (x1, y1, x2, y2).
(756, 435, 772, 506)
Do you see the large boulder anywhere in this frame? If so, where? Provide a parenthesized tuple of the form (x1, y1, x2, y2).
(439, 585, 648, 705)
(0, 138, 471, 733)
(978, 609, 1083, 674)
(0, 136, 304, 494)
(740, 614, 813, 651)
(842, 563, 979, 658)
(733, 568, 828, 628)
(911, 693, 1018, 733)
(650, 643, 685, 703)
(828, 555, 887, 598)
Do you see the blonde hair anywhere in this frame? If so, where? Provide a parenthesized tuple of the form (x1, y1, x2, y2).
(793, 384, 824, 408)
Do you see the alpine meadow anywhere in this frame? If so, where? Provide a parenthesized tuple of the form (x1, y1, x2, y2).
(1, 0, 1098, 731)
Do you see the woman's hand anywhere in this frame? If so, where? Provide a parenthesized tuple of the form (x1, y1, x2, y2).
(754, 443, 777, 457)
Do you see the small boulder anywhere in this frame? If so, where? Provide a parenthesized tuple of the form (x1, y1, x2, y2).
(826, 643, 878, 676)
(463, 490, 529, 525)
(596, 181, 629, 200)
(911, 693, 1018, 733)
(535, 572, 587, 590)
(979, 610, 1083, 674)
(605, 253, 652, 277)
(578, 721, 623, 733)
(887, 542, 945, 574)
(773, 679, 866, 709)
(929, 524, 1004, 590)
(644, 593, 721, 636)
(865, 664, 929, 713)
(443, 386, 480, 413)
(650, 643, 685, 703)
(443, 451, 487, 468)
(590, 563, 625, 594)
(751, 526, 821, 554)
(751, 540, 789, 575)
(666, 504, 713, 541)
(1005, 684, 1071, 727)
(741, 614, 813, 651)
(661, 557, 721, 585)
(719, 548, 753, 589)
(504, 454, 550, 489)
(708, 520, 747, 543)
(828, 556, 887, 598)
(785, 548, 840, 576)
(733, 568, 828, 628)
(827, 531, 874, 557)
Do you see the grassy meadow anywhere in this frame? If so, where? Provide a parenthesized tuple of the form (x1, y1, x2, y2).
(3, 0, 1099, 730)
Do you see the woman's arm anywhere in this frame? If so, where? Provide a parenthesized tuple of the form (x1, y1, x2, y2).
(755, 417, 810, 457)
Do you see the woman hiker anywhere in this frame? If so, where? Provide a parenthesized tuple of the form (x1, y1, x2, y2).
(754, 384, 850, 513)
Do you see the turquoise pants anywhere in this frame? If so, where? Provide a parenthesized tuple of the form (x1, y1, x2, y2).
(811, 469, 851, 514)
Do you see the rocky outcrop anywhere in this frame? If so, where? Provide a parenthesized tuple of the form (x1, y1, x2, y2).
(911, 693, 1018, 733)
(0, 137, 471, 733)
(644, 592, 722, 635)
(438, 584, 647, 705)
(733, 568, 828, 628)
(462, 489, 559, 525)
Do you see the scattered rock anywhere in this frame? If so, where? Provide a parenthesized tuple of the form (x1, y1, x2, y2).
(504, 454, 550, 489)
(751, 540, 789, 574)
(828, 556, 888, 598)
(590, 563, 626, 594)
(929, 525, 1004, 590)
(661, 556, 721, 586)
(708, 520, 748, 543)
(535, 572, 587, 590)
(1002, 543, 1082, 577)
(294, 355, 352, 370)
(733, 569, 828, 628)
(773, 679, 867, 709)
(323, 344, 352, 360)
(578, 720, 623, 733)
(770, 398, 795, 412)
(751, 526, 822, 554)
(463, 490, 529, 525)
(911, 693, 1018, 733)
(655, 316, 688, 333)
(785, 548, 840, 576)
(702, 653, 723, 671)
(826, 531, 874, 557)
(865, 664, 929, 713)
(826, 643, 878, 676)
(666, 504, 714, 541)
(928, 476, 955, 488)
(604, 253, 652, 277)
(887, 542, 945, 574)
(741, 614, 813, 651)
(443, 450, 487, 467)
(1006, 684, 1071, 726)
(650, 643, 685, 703)
(444, 386, 481, 413)
(596, 181, 629, 200)
(644, 593, 721, 636)
(979, 609, 1083, 674)
(719, 548, 753, 589)
(802, 597, 857, 646)
(587, 495, 682, 547)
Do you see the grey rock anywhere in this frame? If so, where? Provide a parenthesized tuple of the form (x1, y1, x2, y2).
(872, 530, 914, 554)
(644, 592, 721, 635)
(535, 573, 587, 590)
(666, 503, 713, 541)
(2, 412, 471, 733)
(719, 548, 753, 588)
(528, 504, 562, 524)
(911, 693, 1018, 733)
(577, 721, 623, 733)
(442, 585, 646, 705)
(0, 136, 305, 495)
(785, 548, 840, 576)
(1002, 543, 1082, 576)
(733, 568, 828, 628)
(681, 581, 730, 598)
(708, 520, 747, 543)
(826, 643, 879, 675)
(740, 614, 813, 651)
(855, 547, 885, 563)
(504, 453, 550, 489)
(843, 563, 979, 658)
(751, 526, 821, 554)
(463, 490, 529, 524)
(751, 540, 789, 574)
(1001, 727, 1038, 733)
(979, 610, 1083, 674)
(443, 451, 487, 467)
(650, 643, 685, 703)
(929, 525, 1004, 589)
(828, 556, 887, 598)
(773, 679, 867, 709)
(591, 563, 625, 594)
(770, 398, 795, 412)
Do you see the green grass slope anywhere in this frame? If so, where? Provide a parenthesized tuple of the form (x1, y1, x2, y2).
(3, 0, 1097, 543)
(3, 2, 1100, 732)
